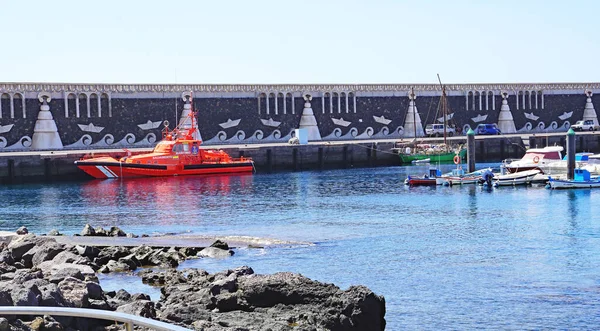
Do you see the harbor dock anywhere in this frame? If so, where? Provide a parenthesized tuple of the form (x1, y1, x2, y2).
(2, 131, 600, 183)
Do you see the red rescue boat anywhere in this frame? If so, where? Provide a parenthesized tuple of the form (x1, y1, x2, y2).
(75, 110, 254, 179)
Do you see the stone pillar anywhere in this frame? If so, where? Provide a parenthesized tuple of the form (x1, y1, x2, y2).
(178, 91, 202, 141)
(31, 92, 63, 150)
(497, 92, 516, 134)
(566, 128, 575, 180)
(298, 94, 322, 141)
(466, 128, 476, 173)
(582, 90, 598, 125)
(403, 91, 424, 138)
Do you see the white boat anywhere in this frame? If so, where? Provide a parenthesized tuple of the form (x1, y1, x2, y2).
(442, 167, 493, 186)
(503, 146, 563, 173)
(493, 169, 541, 187)
(548, 169, 600, 189)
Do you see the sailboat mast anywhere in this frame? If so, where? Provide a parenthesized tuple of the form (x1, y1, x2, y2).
(436, 74, 447, 146)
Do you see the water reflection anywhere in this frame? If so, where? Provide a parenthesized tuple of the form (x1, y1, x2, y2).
(466, 185, 478, 220)
(78, 174, 254, 232)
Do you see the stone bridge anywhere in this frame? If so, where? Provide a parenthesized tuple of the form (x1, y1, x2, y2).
(0, 82, 598, 150)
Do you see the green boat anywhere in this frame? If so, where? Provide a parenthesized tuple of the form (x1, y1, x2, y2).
(398, 147, 467, 164)
(399, 77, 466, 165)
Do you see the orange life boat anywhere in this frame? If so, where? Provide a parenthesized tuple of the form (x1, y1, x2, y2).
(75, 111, 254, 179)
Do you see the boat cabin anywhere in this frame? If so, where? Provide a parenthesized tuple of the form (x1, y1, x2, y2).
(520, 146, 563, 163)
(574, 168, 592, 182)
(153, 140, 201, 155)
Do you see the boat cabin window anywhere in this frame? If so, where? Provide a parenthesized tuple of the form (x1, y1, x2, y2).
(153, 141, 175, 153)
(172, 143, 191, 154)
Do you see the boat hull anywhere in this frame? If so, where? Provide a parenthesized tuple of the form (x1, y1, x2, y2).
(399, 149, 466, 164)
(75, 157, 254, 179)
(548, 179, 600, 189)
(493, 169, 540, 186)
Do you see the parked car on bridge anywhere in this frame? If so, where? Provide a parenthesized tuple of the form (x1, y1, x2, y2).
(425, 124, 455, 137)
(571, 120, 600, 131)
(475, 123, 501, 135)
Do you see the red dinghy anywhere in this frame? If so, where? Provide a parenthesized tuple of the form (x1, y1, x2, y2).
(75, 109, 254, 179)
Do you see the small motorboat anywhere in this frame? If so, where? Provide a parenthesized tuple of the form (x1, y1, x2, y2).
(405, 168, 444, 186)
(492, 169, 541, 187)
(547, 169, 600, 189)
(442, 166, 496, 186)
(502, 146, 563, 174)
(75, 109, 254, 179)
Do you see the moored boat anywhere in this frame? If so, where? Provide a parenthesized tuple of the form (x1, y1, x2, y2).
(75, 103, 254, 179)
(398, 145, 466, 164)
(492, 169, 541, 187)
(502, 146, 563, 173)
(442, 167, 494, 186)
(405, 168, 444, 186)
(547, 168, 600, 189)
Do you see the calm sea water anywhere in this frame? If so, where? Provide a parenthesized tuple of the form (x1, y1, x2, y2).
(2, 164, 600, 330)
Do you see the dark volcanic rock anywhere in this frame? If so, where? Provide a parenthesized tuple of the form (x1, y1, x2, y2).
(210, 239, 229, 250)
(15, 226, 28, 235)
(116, 300, 156, 318)
(197, 246, 234, 258)
(57, 277, 90, 308)
(154, 266, 386, 330)
(80, 224, 95, 236)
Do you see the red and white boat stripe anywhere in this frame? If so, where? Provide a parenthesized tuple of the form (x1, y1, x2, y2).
(96, 165, 119, 178)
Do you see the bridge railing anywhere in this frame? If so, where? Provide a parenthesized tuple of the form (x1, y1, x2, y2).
(0, 306, 192, 331)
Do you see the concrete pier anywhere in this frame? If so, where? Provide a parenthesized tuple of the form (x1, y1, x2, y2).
(1, 131, 600, 183)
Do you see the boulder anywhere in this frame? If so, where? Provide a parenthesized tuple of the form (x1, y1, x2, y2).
(15, 226, 28, 235)
(8, 235, 50, 260)
(116, 300, 156, 319)
(47, 229, 62, 236)
(80, 224, 95, 236)
(47, 268, 83, 285)
(39, 283, 68, 307)
(109, 226, 126, 237)
(74, 245, 100, 258)
(210, 240, 229, 250)
(0, 290, 13, 306)
(11, 282, 41, 306)
(197, 247, 234, 259)
(22, 240, 65, 267)
(57, 277, 90, 308)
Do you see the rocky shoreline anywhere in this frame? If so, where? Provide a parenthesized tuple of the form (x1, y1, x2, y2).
(0, 226, 386, 330)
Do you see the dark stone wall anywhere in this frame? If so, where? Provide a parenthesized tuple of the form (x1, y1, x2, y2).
(0, 92, 596, 150)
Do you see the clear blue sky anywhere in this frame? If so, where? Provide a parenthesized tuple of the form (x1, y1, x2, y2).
(1, 0, 597, 84)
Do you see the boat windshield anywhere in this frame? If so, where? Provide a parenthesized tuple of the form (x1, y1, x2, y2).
(153, 141, 175, 153)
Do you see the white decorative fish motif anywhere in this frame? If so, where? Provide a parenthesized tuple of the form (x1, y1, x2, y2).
(219, 118, 241, 129)
(0, 124, 14, 134)
(332, 117, 351, 127)
(260, 118, 281, 128)
(437, 113, 454, 123)
(137, 120, 163, 130)
(558, 111, 573, 120)
(471, 114, 488, 123)
(373, 115, 392, 125)
(77, 123, 104, 133)
(524, 112, 539, 121)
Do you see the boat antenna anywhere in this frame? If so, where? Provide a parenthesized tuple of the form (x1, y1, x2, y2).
(436, 74, 448, 149)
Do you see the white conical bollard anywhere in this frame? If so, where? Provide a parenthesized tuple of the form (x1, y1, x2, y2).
(403, 92, 424, 138)
(298, 94, 321, 141)
(582, 90, 598, 125)
(497, 92, 516, 134)
(178, 91, 201, 141)
(31, 92, 63, 149)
